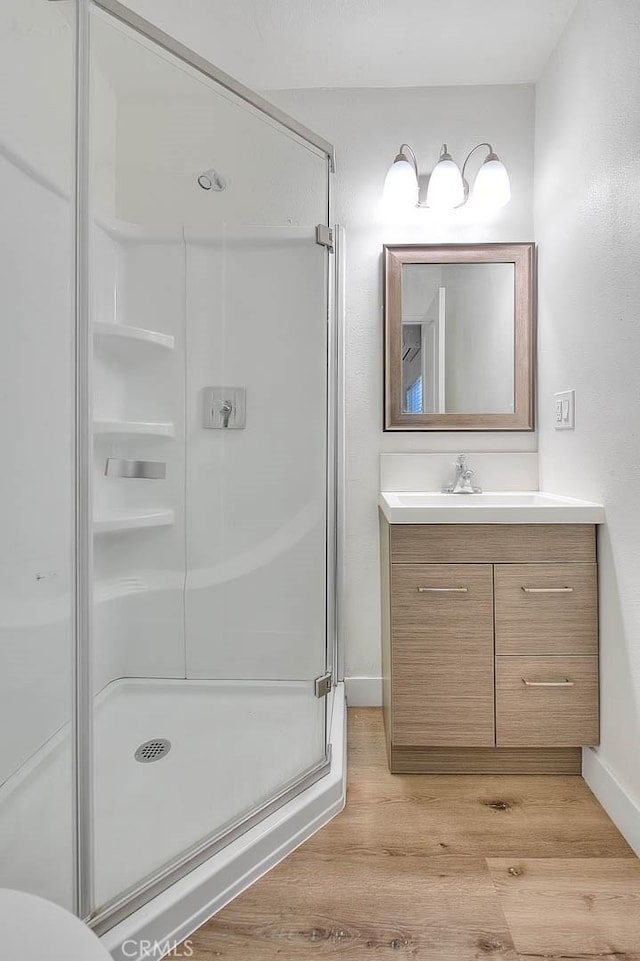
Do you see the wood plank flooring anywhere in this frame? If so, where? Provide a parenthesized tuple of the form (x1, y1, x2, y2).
(488, 858, 640, 959)
(186, 708, 639, 960)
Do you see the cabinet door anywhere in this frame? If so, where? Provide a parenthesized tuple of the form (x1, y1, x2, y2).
(391, 564, 494, 747)
(495, 563, 597, 655)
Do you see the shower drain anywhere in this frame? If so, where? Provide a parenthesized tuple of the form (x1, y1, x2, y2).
(134, 738, 171, 763)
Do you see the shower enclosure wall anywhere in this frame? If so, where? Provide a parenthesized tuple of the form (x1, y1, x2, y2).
(0, 0, 340, 942)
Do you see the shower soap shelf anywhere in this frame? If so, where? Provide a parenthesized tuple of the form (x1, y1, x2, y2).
(94, 321, 175, 351)
(94, 420, 175, 437)
(94, 509, 175, 534)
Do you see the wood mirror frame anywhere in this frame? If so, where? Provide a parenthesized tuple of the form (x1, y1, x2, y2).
(383, 242, 536, 431)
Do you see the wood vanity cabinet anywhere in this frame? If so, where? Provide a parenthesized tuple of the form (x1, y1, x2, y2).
(380, 517, 599, 774)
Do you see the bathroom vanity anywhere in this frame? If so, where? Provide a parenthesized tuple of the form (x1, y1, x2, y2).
(379, 491, 605, 774)
(380, 243, 605, 774)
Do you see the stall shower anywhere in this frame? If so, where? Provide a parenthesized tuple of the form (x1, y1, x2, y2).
(0, 0, 339, 939)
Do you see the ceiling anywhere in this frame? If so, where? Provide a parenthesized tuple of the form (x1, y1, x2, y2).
(121, 0, 577, 90)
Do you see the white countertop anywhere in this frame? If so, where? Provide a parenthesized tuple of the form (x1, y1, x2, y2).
(379, 490, 605, 525)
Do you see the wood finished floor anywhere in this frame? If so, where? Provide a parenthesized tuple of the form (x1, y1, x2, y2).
(187, 708, 640, 960)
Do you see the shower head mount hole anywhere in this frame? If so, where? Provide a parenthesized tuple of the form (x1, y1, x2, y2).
(197, 168, 227, 191)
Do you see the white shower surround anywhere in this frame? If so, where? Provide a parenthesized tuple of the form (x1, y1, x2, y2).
(92, 220, 327, 692)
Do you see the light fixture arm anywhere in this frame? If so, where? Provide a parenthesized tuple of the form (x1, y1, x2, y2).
(459, 142, 495, 203)
(397, 143, 419, 177)
(461, 142, 494, 182)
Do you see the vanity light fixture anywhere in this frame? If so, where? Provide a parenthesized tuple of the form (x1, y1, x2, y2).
(382, 144, 419, 209)
(425, 144, 465, 210)
(468, 144, 511, 208)
(383, 141, 511, 211)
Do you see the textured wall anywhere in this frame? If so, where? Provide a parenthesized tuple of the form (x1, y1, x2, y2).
(270, 85, 536, 684)
(535, 1, 640, 811)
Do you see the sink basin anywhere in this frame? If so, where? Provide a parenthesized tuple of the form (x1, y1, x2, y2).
(379, 490, 605, 524)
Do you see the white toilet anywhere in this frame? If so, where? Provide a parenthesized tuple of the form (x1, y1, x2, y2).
(0, 889, 111, 960)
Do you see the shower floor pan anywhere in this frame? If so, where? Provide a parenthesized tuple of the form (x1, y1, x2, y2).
(0, 678, 329, 914)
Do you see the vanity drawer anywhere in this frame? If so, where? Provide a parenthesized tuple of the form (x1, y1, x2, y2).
(495, 563, 598, 655)
(391, 524, 596, 565)
(496, 656, 599, 747)
(391, 563, 493, 633)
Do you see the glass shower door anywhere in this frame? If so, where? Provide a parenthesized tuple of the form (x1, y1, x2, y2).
(184, 221, 330, 829)
(87, 4, 332, 924)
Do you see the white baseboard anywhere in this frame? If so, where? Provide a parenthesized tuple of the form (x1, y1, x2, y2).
(582, 748, 640, 856)
(345, 677, 382, 707)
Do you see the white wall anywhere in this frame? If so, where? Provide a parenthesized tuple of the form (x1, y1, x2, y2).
(270, 85, 536, 685)
(535, 0, 640, 839)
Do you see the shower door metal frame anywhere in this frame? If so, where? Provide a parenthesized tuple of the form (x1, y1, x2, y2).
(73, 0, 95, 922)
(74, 0, 341, 934)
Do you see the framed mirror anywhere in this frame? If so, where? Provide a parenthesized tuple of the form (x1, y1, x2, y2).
(383, 243, 536, 431)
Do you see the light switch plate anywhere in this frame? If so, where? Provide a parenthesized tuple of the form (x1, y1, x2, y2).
(554, 389, 575, 430)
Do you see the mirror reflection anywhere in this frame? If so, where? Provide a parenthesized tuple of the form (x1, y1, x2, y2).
(401, 263, 515, 415)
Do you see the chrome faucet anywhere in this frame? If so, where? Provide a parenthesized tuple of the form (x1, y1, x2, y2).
(442, 454, 482, 495)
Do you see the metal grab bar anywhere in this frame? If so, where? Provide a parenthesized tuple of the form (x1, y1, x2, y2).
(104, 458, 166, 480)
(417, 587, 469, 593)
(522, 678, 574, 687)
(521, 586, 574, 594)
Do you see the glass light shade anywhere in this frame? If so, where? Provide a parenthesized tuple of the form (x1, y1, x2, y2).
(383, 158, 419, 209)
(426, 155, 464, 210)
(472, 156, 511, 208)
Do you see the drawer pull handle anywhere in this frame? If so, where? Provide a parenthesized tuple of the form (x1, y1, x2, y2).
(417, 587, 469, 593)
(521, 586, 574, 594)
(522, 678, 575, 687)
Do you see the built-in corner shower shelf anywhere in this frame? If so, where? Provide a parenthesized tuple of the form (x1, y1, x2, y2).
(93, 509, 175, 534)
(94, 321, 175, 351)
(93, 420, 175, 438)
